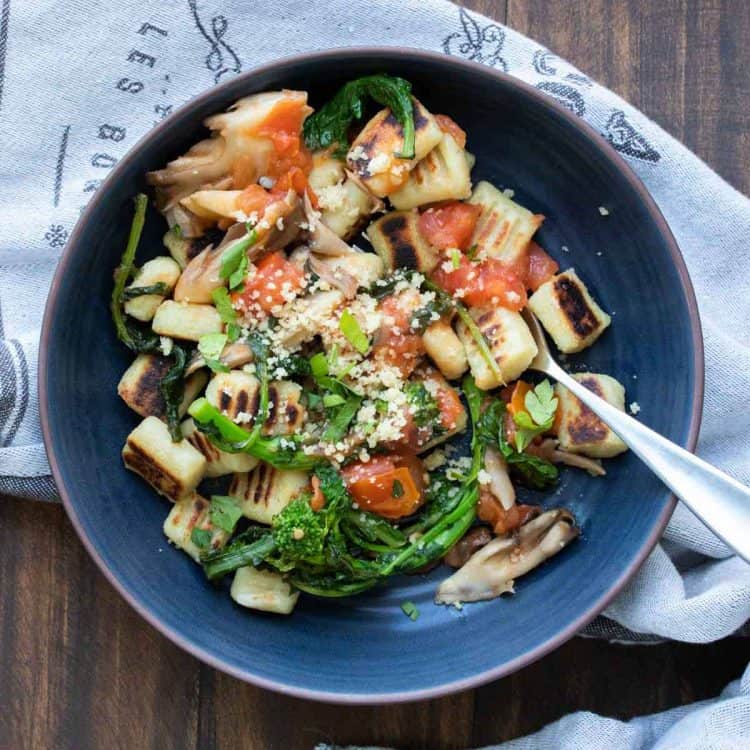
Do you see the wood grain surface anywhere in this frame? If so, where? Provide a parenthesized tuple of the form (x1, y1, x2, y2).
(2, 2, 749, 749)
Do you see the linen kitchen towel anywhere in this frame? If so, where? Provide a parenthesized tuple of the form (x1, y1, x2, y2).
(0, 2, 748, 746)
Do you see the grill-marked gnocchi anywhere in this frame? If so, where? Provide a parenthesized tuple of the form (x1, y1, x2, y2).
(111, 76, 629, 616)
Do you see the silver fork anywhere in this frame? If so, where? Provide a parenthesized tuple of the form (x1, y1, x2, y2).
(521, 309, 750, 563)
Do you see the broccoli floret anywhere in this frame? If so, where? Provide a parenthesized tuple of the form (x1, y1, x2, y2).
(272, 498, 326, 560)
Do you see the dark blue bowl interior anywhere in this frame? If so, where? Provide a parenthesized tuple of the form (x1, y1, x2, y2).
(41, 50, 701, 702)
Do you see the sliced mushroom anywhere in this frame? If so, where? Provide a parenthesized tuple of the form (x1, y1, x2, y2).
(304, 191, 353, 255)
(484, 447, 515, 510)
(444, 527, 493, 568)
(307, 254, 359, 298)
(185, 340, 254, 376)
(173, 223, 249, 303)
(435, 509, 580, 604)
(527, 438, 606, 477)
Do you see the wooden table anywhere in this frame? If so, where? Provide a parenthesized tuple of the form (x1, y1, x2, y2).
(2, 2, 749, 748)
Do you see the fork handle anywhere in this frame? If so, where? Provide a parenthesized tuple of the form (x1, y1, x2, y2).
(552, 367, 750, 562)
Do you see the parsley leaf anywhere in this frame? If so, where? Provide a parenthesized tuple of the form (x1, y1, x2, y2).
(190, 528, 212, 550)
(198, 332, 229, 374)
(219, 226, 257, 290)
(392, 479, 404, 498)
(513, 379, 558, 451)
(212, 287, 241, 342)
(209, 495, 243, 533)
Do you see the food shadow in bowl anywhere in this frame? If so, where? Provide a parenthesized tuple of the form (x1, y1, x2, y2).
(40, 48, 703, 703)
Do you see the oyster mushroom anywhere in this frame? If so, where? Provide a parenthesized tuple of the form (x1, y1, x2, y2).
(527, 438, 606, 477)
(435, 509, 580, 604)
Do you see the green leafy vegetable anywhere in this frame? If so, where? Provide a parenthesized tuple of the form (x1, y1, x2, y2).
(322, 395, 361, 442)
(190, 528, 212, 550)
(111, 193, 161, 353)
(211, 287, 241, 342)
(466, 244, 479, 261)
(219, 226, 257, 290)
(202, 532, 277, 580)
(450, 248, 461, 269)
(209, 495, 243, 533)
(272, 497, 326, 561)
(405, 381, 440, 428)
(473, 393, 559, 490)
(513, 379, 558, 451)
(409, 293, 453, 334)
(400, 600, 420, 621)
(159, 344, 189, 442)
(339, 309, 370, 354)
(198, 332, 229, 373)
(323, 393, 346, 408)
(188, 398, 320, 470)
(392, 479, 404, 498)
(120, 282, 169, 301)
(303, 74, 416, 159)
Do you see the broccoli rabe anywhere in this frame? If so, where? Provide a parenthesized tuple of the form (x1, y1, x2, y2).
(272, 497, 326, 561)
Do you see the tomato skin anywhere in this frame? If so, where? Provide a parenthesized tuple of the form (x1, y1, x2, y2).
(373, 294, 425, 377)
(431, 254, 527, 311)
(436, 385, 464, 430)
(435, 114, 467, 149)
(257, 98, 308, 157)
(526, 241, 559, 291)
(232, 251, 304, 313)
(237, 184, 276, 217)
(418, 202, 481, 251)
(342, 452, 426, 519)
(508, 380, 533, 419)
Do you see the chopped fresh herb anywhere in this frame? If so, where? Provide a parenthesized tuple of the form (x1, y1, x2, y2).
(219, 226, 257, 290)
(198, 332, 229, 373)
(212, 287, 241, 342)
(274, 354, 311, 378)
(409, 294, 453, 334)
(513, 379, 557, 452)
(322, 395, 361, 442)
(159, 344, 189, 441)
(171, 224, 183, 239)
(405, 381, 440, 428)
(209, 496, 243, 533)
(323, 393, 347, 408)
(190, 527, 212, 550)
(303, 74, 415, 158)
(339, 309, 370, 354)
(310, 351, 329, 378)
(450, 248, 461, 269)
(392, 479, 404, 498)
(120, 282, 169, 301)
(305, 391, 323, 410)
(400, 600, 420, 621)
(466, 244, 479, 261)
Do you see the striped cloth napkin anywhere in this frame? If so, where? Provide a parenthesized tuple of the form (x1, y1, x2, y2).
(0, 1, 748, 746)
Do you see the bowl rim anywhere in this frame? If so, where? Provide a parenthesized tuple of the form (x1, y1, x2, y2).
(38, 45, 705, 704)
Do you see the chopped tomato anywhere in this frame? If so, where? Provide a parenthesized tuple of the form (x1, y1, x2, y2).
(435, 385, 463, 430)
(342, 452, 425, 519)
(418, 202, 481, 251)
(435, 114, 467, 149)
(507, 379, 561, 435)
(237, 184, 277, 217)
(373, 294, 425, 377)
(478, 489, 539, 535)
(232, 251, 304, 314)
(508, 380, 533, 419)
(273, 166, 310, 198)
(431, 254, 527, 310)
(257, 97, 308, 157)
(525, 241, 559, 291)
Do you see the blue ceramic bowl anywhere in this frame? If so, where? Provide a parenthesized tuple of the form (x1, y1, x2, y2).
(39, 48, 703, 703)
